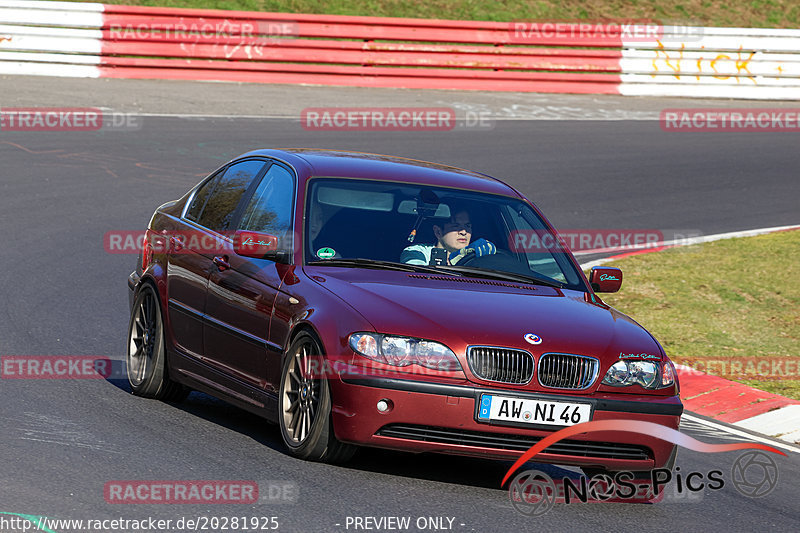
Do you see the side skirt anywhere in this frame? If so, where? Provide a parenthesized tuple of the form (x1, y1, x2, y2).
(167, 347, 279, 423)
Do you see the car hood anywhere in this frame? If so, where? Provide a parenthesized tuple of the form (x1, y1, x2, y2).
(306, 268, 663, 364)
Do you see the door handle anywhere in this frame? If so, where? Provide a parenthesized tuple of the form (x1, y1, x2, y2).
(213, 255, 230, 271)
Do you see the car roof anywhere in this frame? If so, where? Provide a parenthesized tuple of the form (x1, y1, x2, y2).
(237, 149, 522, 198)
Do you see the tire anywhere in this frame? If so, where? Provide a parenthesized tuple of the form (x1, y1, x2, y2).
(127, 283, 188, 402)
(278, 332, 356, 463)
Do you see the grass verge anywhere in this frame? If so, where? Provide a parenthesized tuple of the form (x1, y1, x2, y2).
(594, 229, 800, 400)
(69, 0, 800, 29)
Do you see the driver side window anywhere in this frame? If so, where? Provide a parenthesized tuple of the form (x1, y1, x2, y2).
(187, 160, 265, 233)
(239, 164, 295, 251)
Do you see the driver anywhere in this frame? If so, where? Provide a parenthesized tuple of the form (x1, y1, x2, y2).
(401, 209, 496, 265)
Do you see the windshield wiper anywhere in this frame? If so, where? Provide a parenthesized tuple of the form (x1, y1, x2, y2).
(436, 265, 564, 288)
(308, 259, 563, 287)
(307, 258, 462, 276)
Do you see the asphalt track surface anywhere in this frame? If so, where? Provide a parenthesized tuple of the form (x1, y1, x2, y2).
(1, 115, 799, 533)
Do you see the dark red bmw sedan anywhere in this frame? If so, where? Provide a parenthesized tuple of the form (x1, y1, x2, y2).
(127, 149, 682, 473)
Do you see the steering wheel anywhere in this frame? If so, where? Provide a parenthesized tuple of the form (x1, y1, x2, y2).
(453, 248, 513, 267)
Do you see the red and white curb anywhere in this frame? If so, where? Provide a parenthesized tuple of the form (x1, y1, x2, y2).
(677, 365, 800, 444)
(580, 224, 800, 444)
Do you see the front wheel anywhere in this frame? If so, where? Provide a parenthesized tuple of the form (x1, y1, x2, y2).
(127, 283, 187, 402)
(278, 332, 356, 463)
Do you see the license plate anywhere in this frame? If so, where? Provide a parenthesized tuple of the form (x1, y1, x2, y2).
(477, 394, 592, 427)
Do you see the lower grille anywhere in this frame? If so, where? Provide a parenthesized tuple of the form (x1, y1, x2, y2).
(376, 424, 650, 461)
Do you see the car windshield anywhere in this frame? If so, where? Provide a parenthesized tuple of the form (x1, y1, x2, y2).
(304, 178, 586, 291)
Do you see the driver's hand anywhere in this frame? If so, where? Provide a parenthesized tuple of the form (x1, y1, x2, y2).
(449, 249, 467, 264)
(470, 238, 496, 257)
(449, 238, 496, 264)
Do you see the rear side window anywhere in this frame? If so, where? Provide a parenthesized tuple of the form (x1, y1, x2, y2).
(191, 160, 266, 232)
(185, 171, 222, 222)
(239, 164, 295, 250)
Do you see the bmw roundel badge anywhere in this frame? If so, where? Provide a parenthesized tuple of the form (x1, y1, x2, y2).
(524, 333, 542, 345)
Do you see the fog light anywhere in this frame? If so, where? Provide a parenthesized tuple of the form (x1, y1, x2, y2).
(376, 399, 392, 413)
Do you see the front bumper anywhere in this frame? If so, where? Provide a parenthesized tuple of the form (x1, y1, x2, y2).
(330, 375, 682, 471)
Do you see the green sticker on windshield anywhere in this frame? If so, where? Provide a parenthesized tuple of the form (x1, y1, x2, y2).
(316, 247, 336, 259)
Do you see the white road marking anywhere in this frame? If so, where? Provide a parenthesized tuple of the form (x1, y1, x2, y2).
(682, 413, 800, 454)
(680, 418, 744, 441)
(1, 412, 121, 453)
(734, 405, 800, 440)
(445, 101, 661, 121)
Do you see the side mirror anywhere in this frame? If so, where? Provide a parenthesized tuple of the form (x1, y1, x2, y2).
(590, 266, 622, 293)
(233, 230, 288, 262)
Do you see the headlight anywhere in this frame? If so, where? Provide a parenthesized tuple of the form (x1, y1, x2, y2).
(381, 336, 415, 366)
(602, 359, 675, 389)
(349, 333, 462, 372)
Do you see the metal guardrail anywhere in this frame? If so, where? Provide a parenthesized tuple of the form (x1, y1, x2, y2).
(1, 0, 798, 99)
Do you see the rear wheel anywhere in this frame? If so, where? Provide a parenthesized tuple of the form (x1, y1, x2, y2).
(127, 283, 188, 402)
(278, 332, 356, 463)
